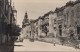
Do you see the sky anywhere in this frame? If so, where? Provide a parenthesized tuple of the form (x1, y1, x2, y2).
(12, 0, 76, 27)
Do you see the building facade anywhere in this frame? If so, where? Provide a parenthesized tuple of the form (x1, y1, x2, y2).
(22, 0, 80, 46)
(0, 0, 17, 45)
(49, 11, 58, 37)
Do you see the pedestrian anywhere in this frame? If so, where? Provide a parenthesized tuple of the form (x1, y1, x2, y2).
(53, 42, 56, 46)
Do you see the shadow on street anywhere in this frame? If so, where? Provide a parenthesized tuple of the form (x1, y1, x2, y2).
(0, 45, 14, 52)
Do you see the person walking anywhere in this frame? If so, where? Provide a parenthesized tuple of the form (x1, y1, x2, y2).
(53, 41, 56, 46)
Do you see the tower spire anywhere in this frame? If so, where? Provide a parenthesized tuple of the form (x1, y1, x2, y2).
(13, 2, 14, 8)
(25, 11, 28, 18)
(10, 0, 12, 6)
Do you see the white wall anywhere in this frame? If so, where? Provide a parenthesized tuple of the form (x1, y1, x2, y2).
(49, 13, 57, 37)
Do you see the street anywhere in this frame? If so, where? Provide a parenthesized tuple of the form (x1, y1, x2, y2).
(14, 39, 80, 52)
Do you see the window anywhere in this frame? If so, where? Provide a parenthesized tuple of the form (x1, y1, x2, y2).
(54, 27, 56, 31)
(71, 10, 74, 17)
(77, 7, 80, 12)
(77, 7, 80, 18)
(0, 0, 2, 6)
(66, 11, 69, 23)
(57, 11, 63, 16)
(54, 19, 56, 22)
(59, 25, 62, 36)
(64, 15, 66, 21)
(77, 27, 80, 40)
(77, 27, 80, 34)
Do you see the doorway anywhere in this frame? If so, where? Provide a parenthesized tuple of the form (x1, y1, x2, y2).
(59, 25, 62, 36)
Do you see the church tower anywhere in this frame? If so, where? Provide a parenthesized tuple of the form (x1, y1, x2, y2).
(22, 12, 29, 28)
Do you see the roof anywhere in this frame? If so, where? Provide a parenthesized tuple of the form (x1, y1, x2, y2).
(55, 0, 80, 13)
(43, 11, 54, 17)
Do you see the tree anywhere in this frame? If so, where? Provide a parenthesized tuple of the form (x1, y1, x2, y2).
(11, 24, 21, 36)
